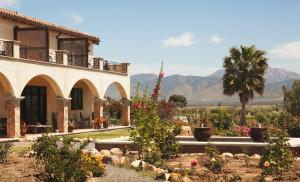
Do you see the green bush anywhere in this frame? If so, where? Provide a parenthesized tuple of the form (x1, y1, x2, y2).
(259, 129, 293, 180)
(0, 142, 13, 163)
(208, 109, 234, 130)
(32, 135, 105, 182)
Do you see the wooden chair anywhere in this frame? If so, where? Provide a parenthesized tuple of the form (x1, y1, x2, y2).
(80, 112, 90, 128)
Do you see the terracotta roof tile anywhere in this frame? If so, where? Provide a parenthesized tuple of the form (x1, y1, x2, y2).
(0, 8, 100, 44)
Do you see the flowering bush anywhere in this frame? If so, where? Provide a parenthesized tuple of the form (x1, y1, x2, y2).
(130, 63, 180, 166)
(0, 142, 13, 163)
(259, 129, 293, 180)
(32, 135, 106, 181)
(234, 125, 250, 136)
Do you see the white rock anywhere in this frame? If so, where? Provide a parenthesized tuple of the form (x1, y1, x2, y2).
(100, 149, 111, 156)
(211, 157, 216, 162)
(164, 173, 170, 181)
(234, 153, 249, 159)
(89, 148, 99, 156)
(88, 138, 94, 142)
(131, 160, 147, 169)
(295, 157, 300, 162)
(264, 176, 273, 181)
(86, 177, 96, 182)
(221, 152, 234, 158)
(155, 167, 168, 175)
(180, 126, 192, 135)
(110, 148, 123, 156)
(250, 154, 261, 160)
(119, 156, 125, 166)
(182, 176, 193, 182)
(111, 156, 120, 165)
(146, 165, 157, 171)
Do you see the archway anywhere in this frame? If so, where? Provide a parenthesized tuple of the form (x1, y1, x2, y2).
(104, 82, 129, 126)
(0, 73, 14, 137)
(68, 79, 99, 129)
(20, 74, 63, 133)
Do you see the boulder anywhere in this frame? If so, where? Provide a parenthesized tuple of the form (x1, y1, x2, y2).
(221, 152, 234, 158)
(88, 138, 94, 142)
(131, 160, 147, 169)
(87, 177, 96, 182)
(100, 149, 111, 156)
(250, 154, 261, 160)
(154, 167, 168, 175)
(164, 173, 171, 181)
(182, 176, 193, 182)
(264, 176, 273, 181)
(146, 165, 157, 171)
(180, 126, 192, 135)
(295, 157, 300, 162)
(169, 173, 181, 182)
(89, 148, 99, 156)
(234, 153, 249, 159)
(110, 148, 123, 156)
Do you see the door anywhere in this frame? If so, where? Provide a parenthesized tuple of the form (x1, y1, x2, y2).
(21, 86, 47, 125)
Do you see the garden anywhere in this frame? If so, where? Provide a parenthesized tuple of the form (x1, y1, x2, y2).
(1, 46, 300, 181)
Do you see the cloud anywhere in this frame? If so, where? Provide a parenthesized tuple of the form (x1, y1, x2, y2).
(162, 32, 196, 48)
(70, 14, 84, 25)
(269, 40, 300, 59)
(0, 0, 20, 8)
(210, 34, 223, 44)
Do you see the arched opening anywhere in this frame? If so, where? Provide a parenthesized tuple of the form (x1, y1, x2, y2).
(68, 79, 99, 129)
(0, 73, 14, 137)
(104, 82, 129, 126)
(20, 75, 63, 133)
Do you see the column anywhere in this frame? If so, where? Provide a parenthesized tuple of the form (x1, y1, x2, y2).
(56, 97, 71, 133)
(121, 98, 130, 126)
(5, 97, 23, 138)
(94, 98, 105, 118)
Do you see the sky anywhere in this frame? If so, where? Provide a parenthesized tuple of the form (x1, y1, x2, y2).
(1, 0, 300, 76)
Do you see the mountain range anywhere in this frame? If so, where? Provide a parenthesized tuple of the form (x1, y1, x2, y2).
(107, 67, 300, 105)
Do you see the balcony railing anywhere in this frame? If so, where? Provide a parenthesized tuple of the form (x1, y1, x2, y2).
(0, 39, 129, 74)
(0, 40, 13, 57)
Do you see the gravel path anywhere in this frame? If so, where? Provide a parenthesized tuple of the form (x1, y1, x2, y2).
(97, 165, 157, 182)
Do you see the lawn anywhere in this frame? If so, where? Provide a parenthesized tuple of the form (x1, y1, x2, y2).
(68, 128, 129, 139)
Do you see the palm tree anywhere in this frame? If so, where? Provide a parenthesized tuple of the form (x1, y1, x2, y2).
(223, 45, 268, 125)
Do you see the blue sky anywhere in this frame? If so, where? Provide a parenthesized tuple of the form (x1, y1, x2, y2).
(1, 0, 300, 76)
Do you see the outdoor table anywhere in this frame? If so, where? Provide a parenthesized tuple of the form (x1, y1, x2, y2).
(27, 125, 52, 134)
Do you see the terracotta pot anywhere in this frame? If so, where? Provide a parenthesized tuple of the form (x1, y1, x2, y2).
(103, 122, 108, 128)
(250, 128, 268, 142)
(194, 127, 212, 141)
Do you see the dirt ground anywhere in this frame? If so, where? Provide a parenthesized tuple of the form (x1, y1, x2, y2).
(165, 154, 300, 182)
(0, 153, 38, 182)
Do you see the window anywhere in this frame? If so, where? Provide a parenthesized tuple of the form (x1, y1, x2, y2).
(71, 88, 83, 110)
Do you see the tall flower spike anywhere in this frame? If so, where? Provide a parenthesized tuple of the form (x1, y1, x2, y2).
(151, 61, 164, 100)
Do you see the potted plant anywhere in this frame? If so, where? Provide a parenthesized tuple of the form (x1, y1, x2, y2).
(68, 121, 75, 133)
(250, 123, 268, 142)
(20, 121, 27, 137)
(194, 115, 212, 141)
(103, 117, 109, 128)
(93, 116, 104, 129)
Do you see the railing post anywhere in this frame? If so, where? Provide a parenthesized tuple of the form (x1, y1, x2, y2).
(121, 63, 130, 74)
(12, 41, 21, 58)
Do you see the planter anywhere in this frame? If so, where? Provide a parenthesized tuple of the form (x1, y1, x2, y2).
(103, 122, 109, 128)
(20, 128, 26, 137)
(250, 128, 268, 142)
(68, 126, 74, 133)
(194, 127, 212, 141)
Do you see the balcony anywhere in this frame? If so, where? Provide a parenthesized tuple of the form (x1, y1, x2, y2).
(0, 39, 129, 75)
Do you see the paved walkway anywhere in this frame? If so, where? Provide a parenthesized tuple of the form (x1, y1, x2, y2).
(97, 165, 157, 182)
(0, 126, 130, 142)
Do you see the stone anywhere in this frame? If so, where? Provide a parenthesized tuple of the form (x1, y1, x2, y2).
(221, 152, 234, 158)
(296, 171, 300, 177)
(111, 156, 120, 165)
(180, 126, 192, 135)
(155, 167, 168, 175)
(81, 149, 89, 154)
(88, 138, 94, 142)
(250, 154, 261, 160)
(89, 148, 99, 156)
(234, 153, 249, 159)
(100, 149, 111, 156)
(146, 165, 157, 171)
(86, 177, 96, 182)
(24, 150, 35, 157)
(110, 148, 123, 156)
(182, 176, 193, 182)
(264, 176, 273, 181)
(169, 173, 180, 182)
(131, 160, 147, 169)
(295, 157, 300, 162)
(164, 173, 170, 181)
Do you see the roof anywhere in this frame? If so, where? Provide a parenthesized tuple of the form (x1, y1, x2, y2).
(0, 8, 100, 44)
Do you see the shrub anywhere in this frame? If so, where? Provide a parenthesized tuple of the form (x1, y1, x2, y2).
(32, 135, 105, 182)
(0, 142, 13, 163)
(259, 129, 293, 180)
(208, 109, 234, 130)
(203, 143, 224, 173)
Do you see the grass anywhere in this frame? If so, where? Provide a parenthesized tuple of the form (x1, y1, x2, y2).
(68, 128, 129, 139)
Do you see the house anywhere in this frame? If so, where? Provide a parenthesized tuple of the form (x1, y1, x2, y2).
(0, 8, 130, 138)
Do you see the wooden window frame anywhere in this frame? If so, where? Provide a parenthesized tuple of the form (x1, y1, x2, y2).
(71, 88, 83, 110)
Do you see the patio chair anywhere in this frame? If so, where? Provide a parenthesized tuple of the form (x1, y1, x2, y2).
(80, 112, 90, 128)
(0, 118, 7, 136)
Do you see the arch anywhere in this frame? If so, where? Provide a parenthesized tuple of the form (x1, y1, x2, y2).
(21, 74, 63, 97)
(104, 81, 128, 99)
(0, 72, 15, 96)
(68, 78, 99, 98)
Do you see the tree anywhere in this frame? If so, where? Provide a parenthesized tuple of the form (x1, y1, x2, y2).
(223, 45, 268, 125)
(168, 94, 187, 108)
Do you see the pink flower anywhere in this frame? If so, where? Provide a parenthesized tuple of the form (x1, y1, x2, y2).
(159, 72, 164, 79)
(191, 160, 197, 167)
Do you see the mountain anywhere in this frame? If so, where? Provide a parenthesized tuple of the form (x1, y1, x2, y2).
(128, 67, 300, 105)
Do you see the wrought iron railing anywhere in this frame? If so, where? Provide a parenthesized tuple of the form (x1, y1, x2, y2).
(0, 41, 13, 57)
(55, 51, 64, 64)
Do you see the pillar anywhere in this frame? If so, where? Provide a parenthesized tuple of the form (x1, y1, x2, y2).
(56, 97, 71, 133)
(94, 98, 105, 118)
(5, 97, 23, 138)
(121, 98, 130, 126)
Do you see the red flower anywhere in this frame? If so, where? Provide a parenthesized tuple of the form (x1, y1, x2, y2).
(133, 101, 143, 110)
(191, 160, 197, 167)
(159, 72, 164, 79)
